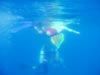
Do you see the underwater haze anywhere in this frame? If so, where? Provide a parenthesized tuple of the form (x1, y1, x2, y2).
(0, 0, 100, 75)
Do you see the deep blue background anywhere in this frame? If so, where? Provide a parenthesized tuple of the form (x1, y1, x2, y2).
(0, 0, 100, 75)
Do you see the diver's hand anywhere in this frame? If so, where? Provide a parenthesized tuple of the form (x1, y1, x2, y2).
(34, 26, 43, 34)
(73, 31, 80, 35)
(64, 26, 80, 35)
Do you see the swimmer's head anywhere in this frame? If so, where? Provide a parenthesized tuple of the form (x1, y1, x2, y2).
(46, 28, 57, 36)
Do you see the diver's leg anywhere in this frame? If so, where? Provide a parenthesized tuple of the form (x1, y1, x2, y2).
(53, 48, 61, 61)
(39, 46, 45, 63)
(39, 45, 49, 74)
(32, 45, 49, 75)
(45, 41, 65, 67)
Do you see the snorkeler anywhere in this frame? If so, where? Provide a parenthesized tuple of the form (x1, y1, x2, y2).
(11, 18, 80, 62)
(11, 18, 80, 75)
(10, 2, 80, 75)
(30, 18, 80, 69)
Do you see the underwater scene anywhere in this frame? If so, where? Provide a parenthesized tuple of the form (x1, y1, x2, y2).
(0, 0, 100, 75)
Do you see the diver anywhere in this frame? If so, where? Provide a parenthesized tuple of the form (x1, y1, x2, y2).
(11, 18, 80, 63)
(30, 18, 80, 75)
(11, 18, 80, 74)
(33, 18, 80, 64)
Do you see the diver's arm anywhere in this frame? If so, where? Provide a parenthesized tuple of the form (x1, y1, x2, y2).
(62, 26, 80, 35)
(34, 26, 43, 34)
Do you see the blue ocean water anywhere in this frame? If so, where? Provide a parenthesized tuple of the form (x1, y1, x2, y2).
(0, 0, 100, 75)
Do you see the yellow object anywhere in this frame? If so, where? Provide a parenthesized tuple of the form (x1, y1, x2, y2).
(51, 33, 64, 49)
